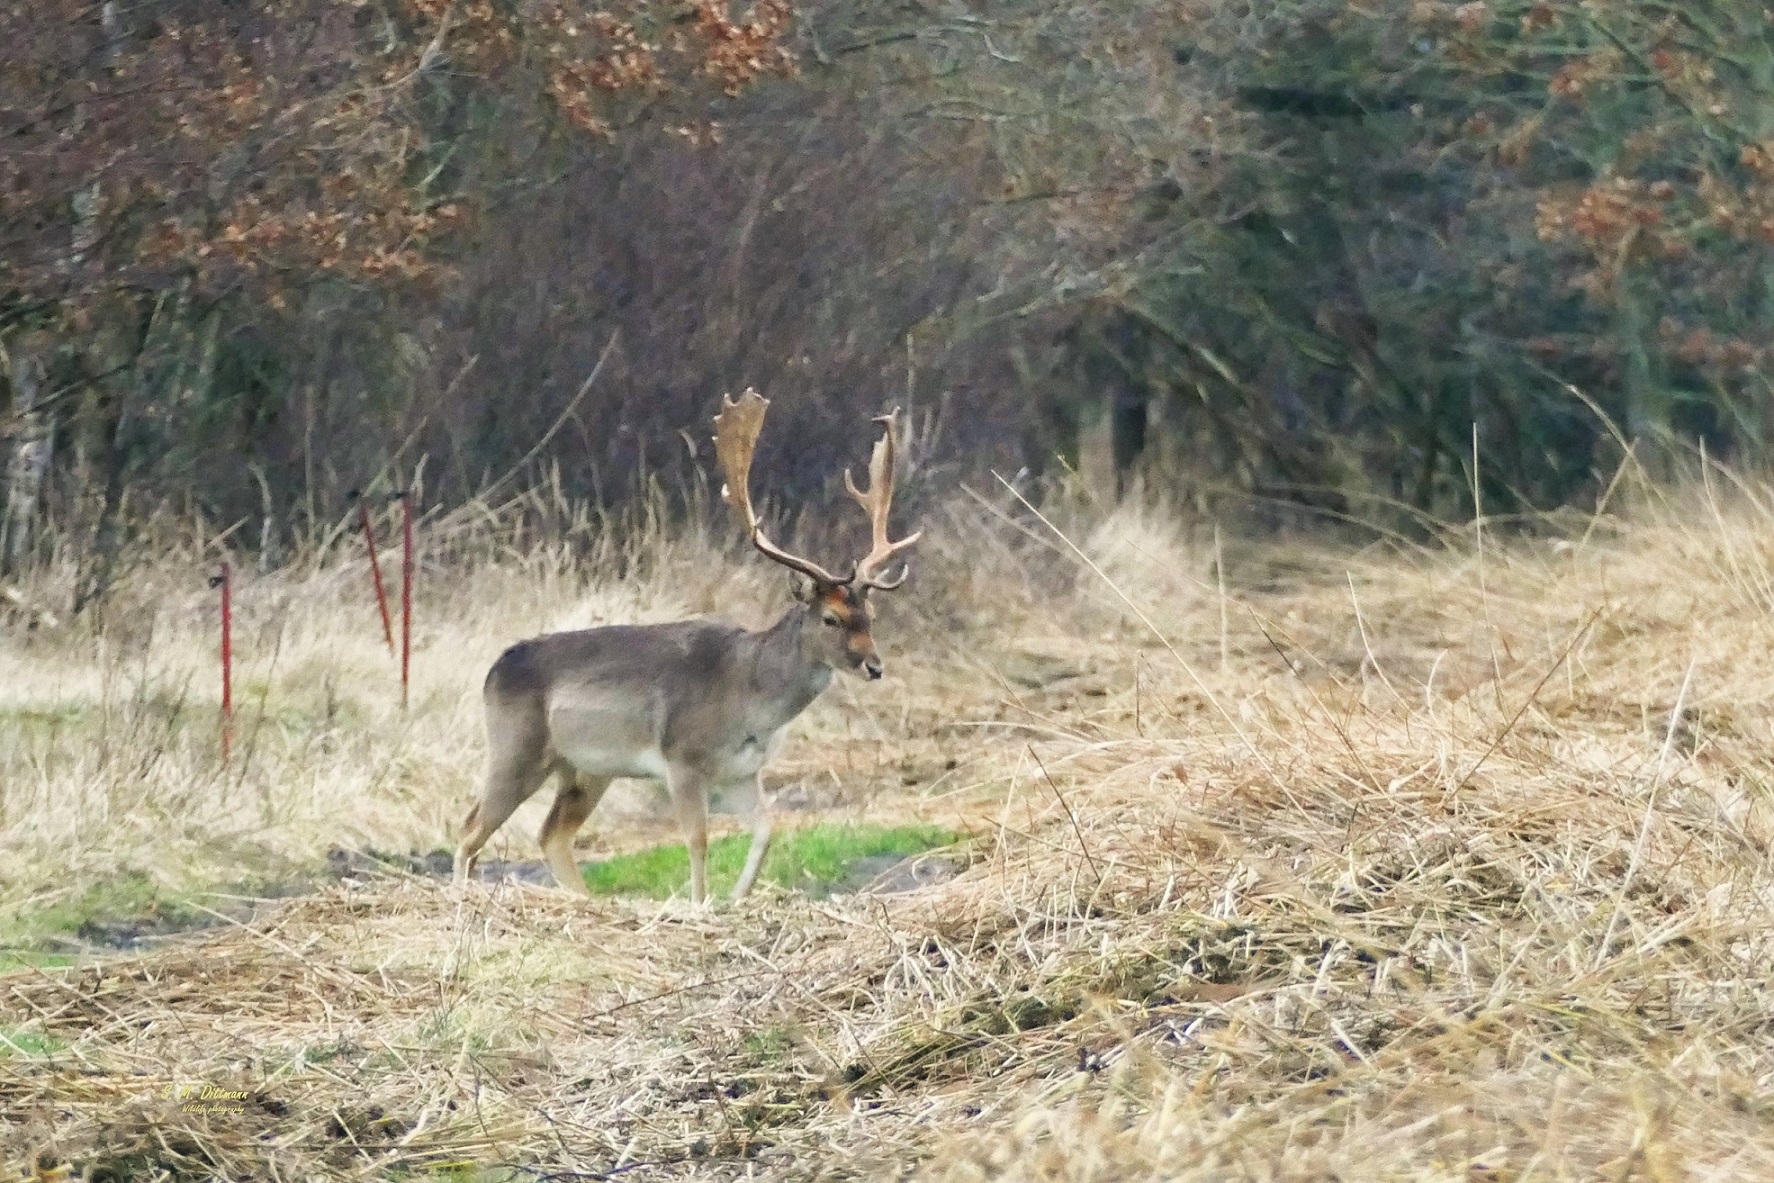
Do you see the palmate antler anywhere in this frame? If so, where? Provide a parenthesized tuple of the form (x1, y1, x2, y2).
(712, 389, 920, 591)
(844, 409, 922, 591)
(714, 389, 856, 585)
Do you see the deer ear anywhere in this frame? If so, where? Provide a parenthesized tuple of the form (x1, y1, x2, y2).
(788, 572, 816, 603)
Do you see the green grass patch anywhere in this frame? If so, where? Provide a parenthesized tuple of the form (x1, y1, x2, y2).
(0, 1027, 65, 1056)
(581, 822, 958, 899)
(740, 1025, 798, 1063)
(0, 949, 79, 972)
(0, 873, 210, 955)
(1, 874, 156, 937)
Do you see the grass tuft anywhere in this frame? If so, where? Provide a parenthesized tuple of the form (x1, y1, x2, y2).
(0, 875, 169, 942)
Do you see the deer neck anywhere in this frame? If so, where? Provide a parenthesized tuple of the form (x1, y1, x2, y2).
(741, 607, 834, 727)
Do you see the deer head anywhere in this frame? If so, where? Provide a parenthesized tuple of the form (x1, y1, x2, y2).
(713, 389, 921, 678)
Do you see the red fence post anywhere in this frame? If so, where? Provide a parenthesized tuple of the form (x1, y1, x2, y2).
(400, 492, 413, 711)
(356, 494, 395, 654)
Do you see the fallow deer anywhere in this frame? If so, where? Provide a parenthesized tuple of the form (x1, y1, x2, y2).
(452, 390, 920, 903)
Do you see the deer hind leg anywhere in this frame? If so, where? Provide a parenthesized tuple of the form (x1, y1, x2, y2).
(665, 763, 712, 905)
(454, 698, 553, 883)
(725, 775, 774, 901)
(538, 773, 611, 897)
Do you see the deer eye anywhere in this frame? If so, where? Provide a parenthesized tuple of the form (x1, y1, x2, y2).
(822, 614, 842, 628)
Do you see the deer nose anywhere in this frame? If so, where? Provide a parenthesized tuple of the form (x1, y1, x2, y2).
(863, 656, 884, 680)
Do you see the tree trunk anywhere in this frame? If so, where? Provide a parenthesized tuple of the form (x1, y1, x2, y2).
(72, 295, 152, 613)
(2, 337, 53, 575)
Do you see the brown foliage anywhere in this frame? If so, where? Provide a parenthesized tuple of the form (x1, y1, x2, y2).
(0, 0, 794, 318)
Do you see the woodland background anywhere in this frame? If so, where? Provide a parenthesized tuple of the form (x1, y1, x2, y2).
(6, 0, 1774, 604)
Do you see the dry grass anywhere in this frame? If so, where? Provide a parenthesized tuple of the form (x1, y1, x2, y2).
(5, 472, 1774, 1180)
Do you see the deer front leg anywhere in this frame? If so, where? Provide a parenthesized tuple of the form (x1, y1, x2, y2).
(665, 763, 712, 905)
(725, 774, 773, 901)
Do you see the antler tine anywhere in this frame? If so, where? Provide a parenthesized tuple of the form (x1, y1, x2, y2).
(713, 389, 854, 586)
(843, 407, 923, 591)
